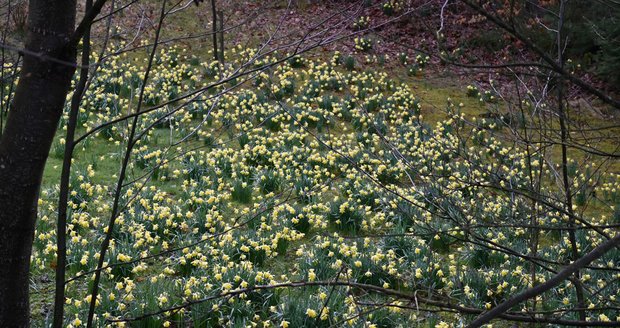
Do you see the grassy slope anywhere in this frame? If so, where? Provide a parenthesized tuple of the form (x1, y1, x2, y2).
(29, 2, 620, 325)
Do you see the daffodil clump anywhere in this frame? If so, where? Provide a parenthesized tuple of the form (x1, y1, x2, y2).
(354, 37, 374, 52)
(381, 0, 404, 16)
(23, 43, 620, 327)
(353, 16, 370, 31)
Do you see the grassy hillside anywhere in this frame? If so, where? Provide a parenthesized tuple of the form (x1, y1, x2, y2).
(23, 40, 620, 327)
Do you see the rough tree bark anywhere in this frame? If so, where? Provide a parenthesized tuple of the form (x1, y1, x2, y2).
(0, 0, 77, 325)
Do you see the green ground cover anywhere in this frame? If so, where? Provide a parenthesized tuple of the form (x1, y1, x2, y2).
(20, 43, 620, 327)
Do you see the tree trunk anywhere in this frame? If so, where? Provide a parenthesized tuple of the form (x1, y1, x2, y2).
(0, 0, 77, 325)
(211, 0, 218, 61)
